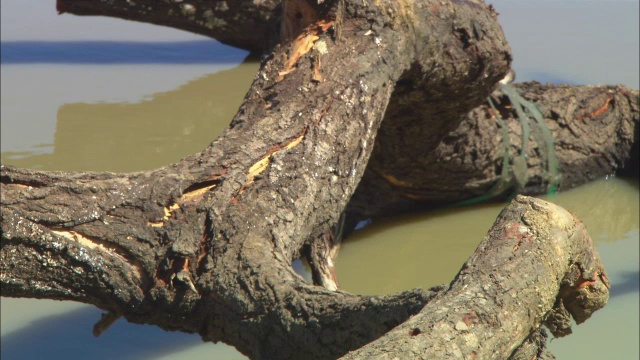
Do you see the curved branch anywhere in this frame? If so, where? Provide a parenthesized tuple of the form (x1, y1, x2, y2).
(2, 0, 614, 358)
(341, 196, 609, 359)
(3, 0, 511, 358)
(1, 206, 145, 311)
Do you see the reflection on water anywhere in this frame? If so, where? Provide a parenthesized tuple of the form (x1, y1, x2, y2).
(0, 296, 246, 359)
(338, 203, 505, 294)
(338, 178, 639, 295)
(0, 303, 202, 360)
(1, 61, 259, 172)
(545, 178, 639, 242)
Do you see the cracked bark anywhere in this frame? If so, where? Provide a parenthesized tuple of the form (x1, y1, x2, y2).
(2, 0, 629, 358)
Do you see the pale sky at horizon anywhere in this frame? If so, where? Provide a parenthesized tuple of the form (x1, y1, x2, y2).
(1, 0, 208, 42)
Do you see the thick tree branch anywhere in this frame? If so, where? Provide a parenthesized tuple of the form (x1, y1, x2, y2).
(3, 0, 511, 358)
(349, 83, 639, 216)
(1, 0, 619, 358)
(56, 0, 281, 51)
(342, 196, 609, 359)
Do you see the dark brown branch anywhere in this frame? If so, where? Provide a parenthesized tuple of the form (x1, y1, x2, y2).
(1, 0, 617, 358)
(3, 0, 511, 358)
(349, 83, 639, 216)
(56, 0, 281, 51)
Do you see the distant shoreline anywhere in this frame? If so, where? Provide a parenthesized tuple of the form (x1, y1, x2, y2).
(1, 41, 249, 64)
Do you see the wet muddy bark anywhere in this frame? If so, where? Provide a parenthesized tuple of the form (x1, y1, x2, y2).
(2, 0, 632, 358)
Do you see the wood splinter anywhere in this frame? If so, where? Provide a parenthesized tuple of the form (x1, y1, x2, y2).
(93, 311, 122, 337)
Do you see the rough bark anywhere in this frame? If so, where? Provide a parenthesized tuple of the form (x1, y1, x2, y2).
(56, 0, 281, 51)
(349, 82, 640, 216)
(56, 0, 639, 215)
(1, 0, 623, 359)
(341, 196, 610, 359)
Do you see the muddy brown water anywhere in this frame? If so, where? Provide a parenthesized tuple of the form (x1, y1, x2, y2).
(1, 0, 638, 359)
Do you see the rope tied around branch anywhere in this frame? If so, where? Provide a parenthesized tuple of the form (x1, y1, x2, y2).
(500, 83, 560, 194)
(453, 83, 560, 207)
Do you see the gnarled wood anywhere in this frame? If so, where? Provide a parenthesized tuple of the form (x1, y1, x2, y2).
(349, 83, 639, 216)
(1, 0, 624, 358)
(2, 0, 511, 358)
(342, 196, 609, 359)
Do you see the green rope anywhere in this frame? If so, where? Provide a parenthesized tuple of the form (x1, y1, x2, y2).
(500, 84, 560, 194)
(448, 98, 513, 208)
(450, 83, 561, 208)
(517, 93, 560, 194)
(499, 84, 530, 192)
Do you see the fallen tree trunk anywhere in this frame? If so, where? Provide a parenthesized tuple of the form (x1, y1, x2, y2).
(349, 82, 639, 216)
(56, 0, 639, 213)
(1, 0, 624, 358)
(56, 0, 281, 51)
(55, 0, 640, 220)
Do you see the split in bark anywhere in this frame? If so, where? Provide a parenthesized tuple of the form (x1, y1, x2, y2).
(2, 0, 635, 358)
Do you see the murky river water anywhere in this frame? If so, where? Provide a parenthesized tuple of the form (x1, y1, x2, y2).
(1, 0, 638, 359)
